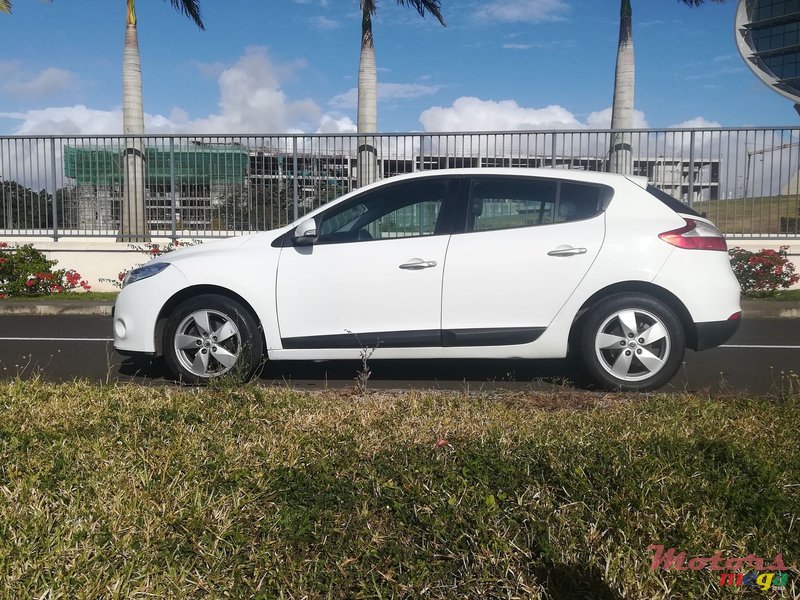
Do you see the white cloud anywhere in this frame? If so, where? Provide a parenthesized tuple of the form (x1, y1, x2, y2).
(1, 66, 79, 100)
(0, 105, 122, 135)
(316, 114, 357, 133)
(329, 82, 442, 109)
(585, 107, 650, 129)
(670, 116, 721, 128)
(474, 0, 569, 24)
(0, 47, 348, 135)
(190, 60, 227, 80)
(419, 96, 584, 131)
(310, 15, 339, 29)
(501, 40, 573, 50)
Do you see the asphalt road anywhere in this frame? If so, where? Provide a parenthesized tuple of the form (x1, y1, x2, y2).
(0, 314, 798, 395)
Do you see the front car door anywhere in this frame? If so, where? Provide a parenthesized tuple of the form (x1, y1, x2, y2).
(441, 175, 609, 351)
(275, 176, 459, 354)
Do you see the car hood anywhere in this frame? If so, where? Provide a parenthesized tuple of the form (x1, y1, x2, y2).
(152, 233, 263, 265)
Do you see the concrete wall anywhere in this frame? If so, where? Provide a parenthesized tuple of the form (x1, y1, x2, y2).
(9, 237, 800, 293)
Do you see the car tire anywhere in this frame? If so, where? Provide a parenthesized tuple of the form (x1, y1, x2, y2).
(577, 293, 685, 391)
(163, 294, 263, 385)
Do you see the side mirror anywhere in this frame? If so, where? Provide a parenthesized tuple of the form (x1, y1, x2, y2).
(292, 218, 318, 246)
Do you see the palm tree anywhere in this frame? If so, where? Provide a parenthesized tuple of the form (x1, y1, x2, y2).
(121, 0, 204, 241)
(0, 1, 11, 13)
(357, 0, 444, 186)
(608, 0, 727, 175)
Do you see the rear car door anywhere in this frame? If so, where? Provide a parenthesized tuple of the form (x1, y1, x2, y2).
(441, 175, 609, 347)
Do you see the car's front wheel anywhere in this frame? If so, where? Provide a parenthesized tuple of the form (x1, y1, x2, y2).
(163, 294, 263, 384)
(578, 294, 685, 391)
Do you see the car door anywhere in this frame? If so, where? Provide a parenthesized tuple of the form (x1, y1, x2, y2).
(441, 175, 608, 347)
(276, 177, 458, 350)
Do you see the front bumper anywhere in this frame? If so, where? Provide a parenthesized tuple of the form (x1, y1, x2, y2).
(113, 264, 188, 354)
(693, 316, 741, 351)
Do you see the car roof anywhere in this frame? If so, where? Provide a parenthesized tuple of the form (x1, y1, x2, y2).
(357, 167, 646, 187)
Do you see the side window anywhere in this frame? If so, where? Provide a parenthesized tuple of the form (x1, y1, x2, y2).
(317, 179, 448, 244)
(469, 178, 557, 231)
(468, 177, 606, 232)
(557, 182, 606, 223)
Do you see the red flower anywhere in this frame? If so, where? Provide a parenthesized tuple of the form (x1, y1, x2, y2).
(0, 293, 6, 299)
(25, 280, 36, 287)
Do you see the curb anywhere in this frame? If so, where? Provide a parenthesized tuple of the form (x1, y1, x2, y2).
(0, 300, 797, 319)
(0, 301, 113, 316)
(739, 300, 800, 319)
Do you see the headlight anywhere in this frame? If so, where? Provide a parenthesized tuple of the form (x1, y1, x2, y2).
(122, 262, 170, 288)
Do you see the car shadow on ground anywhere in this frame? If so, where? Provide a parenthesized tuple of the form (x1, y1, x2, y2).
(116, 353, 581, 390)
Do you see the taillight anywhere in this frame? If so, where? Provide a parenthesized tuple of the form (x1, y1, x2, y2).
(659, 218, 727, 251)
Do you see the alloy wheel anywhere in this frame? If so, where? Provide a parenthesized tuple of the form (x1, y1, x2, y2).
(594, 308, 671, 382)
(173, 309, 241, 378)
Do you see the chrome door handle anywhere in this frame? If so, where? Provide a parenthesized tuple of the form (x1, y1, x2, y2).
(399, 259, 438, 270)
(547, 247, 587, 257)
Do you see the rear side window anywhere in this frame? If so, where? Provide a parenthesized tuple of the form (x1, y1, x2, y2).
(467, 177, 607, 232)
(646, 184, 701, 217)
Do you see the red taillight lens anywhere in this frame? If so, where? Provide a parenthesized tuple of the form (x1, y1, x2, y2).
(659, 219, 727, 251)
(728, 312, 742, 321)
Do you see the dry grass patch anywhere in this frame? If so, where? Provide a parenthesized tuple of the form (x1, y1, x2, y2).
(0, 381, 798, 598)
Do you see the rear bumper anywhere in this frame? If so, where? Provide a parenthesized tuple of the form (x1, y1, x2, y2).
(692, 317, 741, 351)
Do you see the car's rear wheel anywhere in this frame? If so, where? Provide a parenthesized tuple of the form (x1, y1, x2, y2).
(163, 294, 263, 384)
(578, 293, 685, 391)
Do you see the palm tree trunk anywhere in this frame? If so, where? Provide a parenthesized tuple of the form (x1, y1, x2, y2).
(356, 7, 378, 187)
(609, 0, 635, 175)
(119, 0, 149, 241)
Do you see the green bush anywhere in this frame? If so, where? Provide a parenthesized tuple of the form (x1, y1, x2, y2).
(0, 242, 90, 298)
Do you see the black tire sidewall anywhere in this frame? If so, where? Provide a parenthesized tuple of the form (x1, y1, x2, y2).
(163, 294, 263, 384)
(578, 293, 685, 391)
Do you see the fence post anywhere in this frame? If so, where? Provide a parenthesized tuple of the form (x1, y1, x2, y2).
(292, 136, 299, 222)
(169, 137, 177, 240)
(687, 130, 696, 207)
(551, 133, 557, 169)
(50, 138, 59, 241)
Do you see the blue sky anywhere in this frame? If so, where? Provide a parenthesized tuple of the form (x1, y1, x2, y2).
(0, 0, 793, 136)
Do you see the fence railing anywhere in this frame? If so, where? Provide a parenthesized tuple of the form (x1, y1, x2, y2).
(1, 127, 799, 240)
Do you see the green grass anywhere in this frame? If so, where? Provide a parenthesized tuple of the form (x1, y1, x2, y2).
(0, 382, 798, 598)
(694, 196, 800, 237)
(0, 291, 118, 301)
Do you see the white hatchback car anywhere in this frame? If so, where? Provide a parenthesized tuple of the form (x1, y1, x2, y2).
(113, 168, 741, 390)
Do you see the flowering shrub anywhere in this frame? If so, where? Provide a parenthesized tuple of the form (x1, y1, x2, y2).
(0, 242, 91, 298)
(103, 240, 200, 289)
(728, 245, 800, 296)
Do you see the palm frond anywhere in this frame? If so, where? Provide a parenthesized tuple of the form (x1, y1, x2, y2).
(396, 0, 445, 26)
(0, 1, 12, 14)
(166, 0, 204, 30)
(360, 0, 376, 16)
